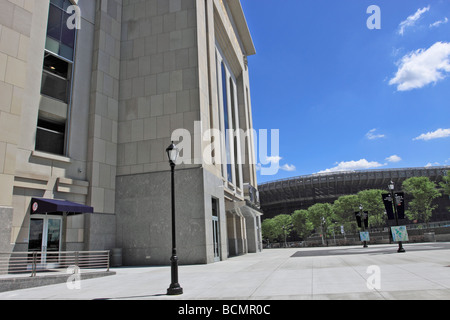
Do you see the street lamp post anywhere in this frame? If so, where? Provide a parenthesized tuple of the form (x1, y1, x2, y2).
(166, 142, 183, 295)
(388, 181, 405, 253)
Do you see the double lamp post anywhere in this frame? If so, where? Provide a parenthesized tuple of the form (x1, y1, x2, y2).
(388, 180, 405, 253)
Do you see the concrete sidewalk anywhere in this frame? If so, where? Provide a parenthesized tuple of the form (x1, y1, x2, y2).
(1, 243, 450, 300)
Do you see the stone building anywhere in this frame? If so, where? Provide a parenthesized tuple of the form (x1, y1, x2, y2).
(0, 0, 262, 265)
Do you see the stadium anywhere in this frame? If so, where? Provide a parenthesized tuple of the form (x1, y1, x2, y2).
(258, 166, 450, 221)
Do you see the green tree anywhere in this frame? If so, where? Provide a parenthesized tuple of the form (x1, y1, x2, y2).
(441, 172, 450, 212)
(291, 209, 313, 239)
(441, 172, 450, 197)
(273, 214, 293, 246)
(333, 195, 359, 233)
(307, 203, 335, 245)
(357, 189, 387, 228)
(261, 214, 293, 244)
(261, 218, 278, 242)
(402, 177, 442, 226)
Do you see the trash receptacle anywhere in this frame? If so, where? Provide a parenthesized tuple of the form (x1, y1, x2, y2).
(111, 248, 122, 267)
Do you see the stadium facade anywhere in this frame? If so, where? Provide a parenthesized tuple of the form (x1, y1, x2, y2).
(259, 166, 450, 221)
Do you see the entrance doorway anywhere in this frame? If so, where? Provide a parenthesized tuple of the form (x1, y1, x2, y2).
(212, 198, 220, 262)
(28, 215, 62, 263)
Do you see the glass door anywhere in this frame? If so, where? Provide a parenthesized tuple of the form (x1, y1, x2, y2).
(28, 215, 62, 264)
(46, 218, 62, 263)
(212, 217, 220, 262)
(46, 218, 62, 252)
(212, 198, 220, 262)
(29, 218, 44, 252)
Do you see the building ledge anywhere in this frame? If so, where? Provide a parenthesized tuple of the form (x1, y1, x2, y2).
(227, 0, 256, 56)
(31, 151, 71, 164)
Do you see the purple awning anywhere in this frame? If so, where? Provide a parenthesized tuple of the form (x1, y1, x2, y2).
(31, 198, 94, 215)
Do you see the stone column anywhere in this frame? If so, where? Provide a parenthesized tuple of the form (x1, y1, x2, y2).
(0, 0, 34, 252)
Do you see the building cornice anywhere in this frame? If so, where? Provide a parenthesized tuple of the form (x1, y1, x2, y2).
(226, 0, 256, 56)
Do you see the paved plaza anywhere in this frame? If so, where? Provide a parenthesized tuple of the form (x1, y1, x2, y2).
(1, 242, 450, 300)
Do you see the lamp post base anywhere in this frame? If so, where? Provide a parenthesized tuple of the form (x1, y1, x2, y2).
(167, 254, 183, 295)
(167, 284, 183, 296)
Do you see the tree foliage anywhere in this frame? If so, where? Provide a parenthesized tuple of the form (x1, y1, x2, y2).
(291, 210, 313, 239)
(357, 189, 386, 228)
(261, 219, 278, 242)
(441, 172, 450, 212)
(441, 172, 450, 197)
(261, 214, 292, 242)
(307, 203, 335, 238)
(333, 195, 359, 233)
(402, 177, 441, 224)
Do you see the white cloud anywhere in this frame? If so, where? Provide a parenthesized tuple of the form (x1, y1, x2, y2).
(257, 156, 296, 173)
(366, 128, 385, 140)
(264, 156, 282, 164)
(430, 17, 448, 28)
(280, 164, 296, 172)
(256, 156, 282, 172)
(386, 155, 402, 163)
(318, 159, 385, 173)
(425, 162, 440, 167)
(389, 42, 450, 91)
(398, 6, 430, 35)
(413, 128, 450, 141)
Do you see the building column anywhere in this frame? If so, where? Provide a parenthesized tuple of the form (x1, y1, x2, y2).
(86, 0, 122, 215)
(0, 0, 35, 252)
(85, 0, 122, 250)
(226, 212, 238, 256)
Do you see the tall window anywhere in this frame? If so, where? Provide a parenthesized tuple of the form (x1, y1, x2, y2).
(36, 0, 76, 156)
(221, 62, 232, 183)
(45, 0, 76, 61)
(229, 78, 239, 185)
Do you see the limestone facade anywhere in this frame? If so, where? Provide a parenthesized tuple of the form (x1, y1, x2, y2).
(0, 0, 261, 265)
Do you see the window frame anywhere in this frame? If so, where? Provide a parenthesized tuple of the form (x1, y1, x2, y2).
(46, 0, 77, 62)
(41, 50, 73, 104)
(36, 0, 78, 157)
(215, 45, 242, 190)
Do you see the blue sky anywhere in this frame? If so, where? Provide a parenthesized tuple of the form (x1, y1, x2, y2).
(240, 0, 450, 183)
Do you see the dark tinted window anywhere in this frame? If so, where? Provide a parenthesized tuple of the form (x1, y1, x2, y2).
(45, 1, 76, 61)
(35, 118, 66, 155)
(41, 54, 70, 103)
(47, 4, 62, 41)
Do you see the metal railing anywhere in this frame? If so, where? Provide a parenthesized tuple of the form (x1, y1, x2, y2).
(0, 251, 110, 278)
